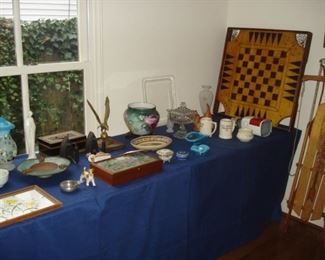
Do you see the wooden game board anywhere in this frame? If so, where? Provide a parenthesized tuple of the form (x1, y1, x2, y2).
(214, 28, 312, 130)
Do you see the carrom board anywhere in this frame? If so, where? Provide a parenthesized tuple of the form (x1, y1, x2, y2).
(214, 28, 312, 130)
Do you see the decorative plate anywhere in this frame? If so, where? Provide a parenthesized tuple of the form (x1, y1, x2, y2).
(130, 135, 172, 151)
(17, 156, 71, 178)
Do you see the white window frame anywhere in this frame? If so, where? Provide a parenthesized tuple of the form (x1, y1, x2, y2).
(0, 0, 91, 150)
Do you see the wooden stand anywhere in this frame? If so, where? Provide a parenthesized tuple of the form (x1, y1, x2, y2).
(97, 136, 124, 152)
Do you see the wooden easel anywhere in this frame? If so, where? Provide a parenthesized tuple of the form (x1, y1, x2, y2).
(281, 66, 325, 245)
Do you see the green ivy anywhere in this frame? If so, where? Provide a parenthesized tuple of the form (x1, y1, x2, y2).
(0, 18, 16, 66)
(0, 18, 84, 153)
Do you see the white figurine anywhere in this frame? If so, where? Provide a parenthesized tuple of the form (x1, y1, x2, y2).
(80, 167, 96, 187)
(25, 111, 36, 159)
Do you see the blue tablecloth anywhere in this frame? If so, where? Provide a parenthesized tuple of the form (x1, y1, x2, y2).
(0, 125, 298, 260)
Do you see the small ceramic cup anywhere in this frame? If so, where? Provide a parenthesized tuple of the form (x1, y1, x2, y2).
(0, 168, 9, 188)
(237, 127, 254, 142)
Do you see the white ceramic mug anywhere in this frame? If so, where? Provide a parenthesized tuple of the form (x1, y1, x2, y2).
(200, 117, 217, 137)
(219, 118, 235, 139)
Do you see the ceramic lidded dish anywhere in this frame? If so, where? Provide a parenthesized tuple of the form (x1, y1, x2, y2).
(156, 149, 174, 163)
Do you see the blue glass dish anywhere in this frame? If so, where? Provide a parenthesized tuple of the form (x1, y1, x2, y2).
(185, 131, 207, 143)
(190, 144, 210, 155)
(176, 150, 189, 160)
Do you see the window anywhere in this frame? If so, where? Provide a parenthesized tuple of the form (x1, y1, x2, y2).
(0, 0, 87, 153)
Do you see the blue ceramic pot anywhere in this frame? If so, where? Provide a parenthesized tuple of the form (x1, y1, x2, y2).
(124, 102, 160, 135)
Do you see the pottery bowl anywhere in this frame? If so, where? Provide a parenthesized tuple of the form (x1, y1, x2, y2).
(0, 168, 9, 188)
(237, 128, 254, 142)
(60, 180, 79, 193)
(156, 149, 174, 163)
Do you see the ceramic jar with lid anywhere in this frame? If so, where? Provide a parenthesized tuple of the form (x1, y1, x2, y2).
(0, 117, 17, 170)
(124, 102, 160, 136)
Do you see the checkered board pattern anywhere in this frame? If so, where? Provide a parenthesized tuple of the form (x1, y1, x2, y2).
(215, 28, 312, 130)
(232, 47, 286, 109)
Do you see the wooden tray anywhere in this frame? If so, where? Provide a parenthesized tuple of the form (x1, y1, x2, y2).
(90, 152, 163, 186)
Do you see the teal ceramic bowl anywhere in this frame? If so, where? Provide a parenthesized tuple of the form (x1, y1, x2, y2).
(17, 156, 70, 178)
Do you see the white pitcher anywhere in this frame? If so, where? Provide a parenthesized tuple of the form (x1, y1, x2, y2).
(200, 117, 217, 137)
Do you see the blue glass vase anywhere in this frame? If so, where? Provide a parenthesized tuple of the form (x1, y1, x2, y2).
(0, 117, 17, 170)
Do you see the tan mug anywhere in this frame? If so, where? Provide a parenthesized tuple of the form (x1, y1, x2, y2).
(219, 118, 236, 139)
(200, 117, 217, 137)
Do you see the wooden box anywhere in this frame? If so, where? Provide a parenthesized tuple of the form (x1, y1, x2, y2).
(37, 130, 86, 156)
(90, 152, 163, 186)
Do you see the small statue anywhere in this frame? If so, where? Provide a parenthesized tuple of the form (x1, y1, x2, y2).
(80, 167, 96, 187)
(193, 112, 201, 131)
(87, 97, 110, 140)
(203, 104, 213, 118)
(26, 111, 36, 159)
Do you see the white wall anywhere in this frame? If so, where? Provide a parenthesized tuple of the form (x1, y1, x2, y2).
(93, 0, 228, 135)
(88, 0, 325, 225)
(227, 0, 325, 226)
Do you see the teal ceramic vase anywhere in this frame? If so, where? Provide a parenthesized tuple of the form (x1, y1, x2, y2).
(124, 102, 160, 135)
(0, 117, 17, 170)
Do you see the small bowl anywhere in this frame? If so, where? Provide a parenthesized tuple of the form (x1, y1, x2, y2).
(156, 149, 174, 163)
(176, 150, 189, 160)
(237, 128, 254, 142)
(60, 180, 80, 193)
(0, 169, 9, 188)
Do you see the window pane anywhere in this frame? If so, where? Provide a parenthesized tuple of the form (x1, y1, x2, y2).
(21, 0, 78, 65)
(0, 0, 16, 66)
(0, 76, 24, 152)
(29, 70, 84, 138)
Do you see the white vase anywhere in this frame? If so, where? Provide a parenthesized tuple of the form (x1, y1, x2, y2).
(199, 85, 213, 115)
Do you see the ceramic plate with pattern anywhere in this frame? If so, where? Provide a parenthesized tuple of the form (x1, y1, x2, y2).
(17, 156, 70, 178)
(130, 135, 172, 151)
